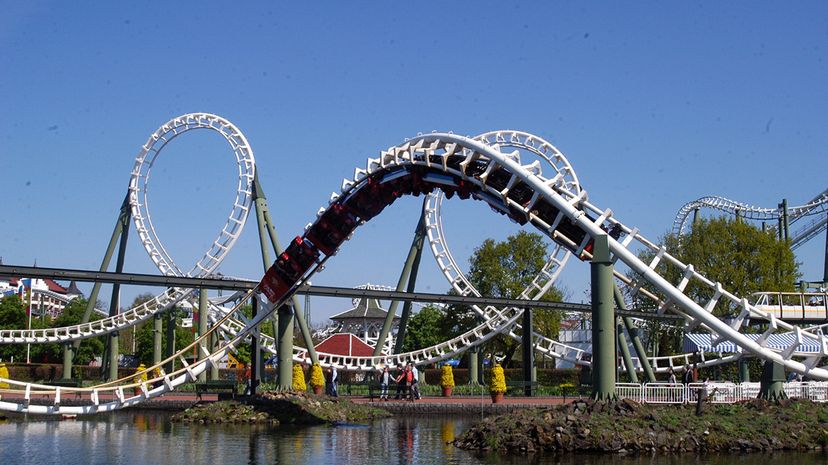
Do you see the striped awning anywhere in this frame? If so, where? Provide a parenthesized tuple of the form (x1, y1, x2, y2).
(684, 332, 824, 354)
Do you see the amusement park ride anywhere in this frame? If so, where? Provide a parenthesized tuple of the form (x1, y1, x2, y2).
(0, 113, 827, 414)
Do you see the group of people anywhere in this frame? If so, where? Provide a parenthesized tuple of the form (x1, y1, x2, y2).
(377, 363, 420, 401)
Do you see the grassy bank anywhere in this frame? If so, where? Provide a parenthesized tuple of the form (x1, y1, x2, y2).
(454, 398, 828, 454)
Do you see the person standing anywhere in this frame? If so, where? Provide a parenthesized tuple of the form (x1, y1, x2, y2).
(330, 365, 339, 397)
(394, 364, 406, 400)
(379, 366, 390, 401)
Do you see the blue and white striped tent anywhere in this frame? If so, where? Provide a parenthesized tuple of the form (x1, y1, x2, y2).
(684, 332, 824, 354)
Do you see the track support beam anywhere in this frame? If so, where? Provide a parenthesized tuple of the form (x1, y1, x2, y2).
(522, 307, 536, 396)
(374, 203, 427, 357)
(616, 318, 638, 383)
(590, 234, 617, 401)
(614, 284, 656, 383)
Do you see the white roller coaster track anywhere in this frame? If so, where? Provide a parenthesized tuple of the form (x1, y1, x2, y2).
(2, 130, 824, 414)
(673, 189, 828, 250)
(0, 113, 256, 344)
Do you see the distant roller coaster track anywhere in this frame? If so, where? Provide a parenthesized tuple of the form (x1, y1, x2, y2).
(673, 189, 828, 250)
(2, 115, 827, 414)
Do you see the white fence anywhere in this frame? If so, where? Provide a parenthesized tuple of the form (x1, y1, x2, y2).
(615, 381, 828, 404)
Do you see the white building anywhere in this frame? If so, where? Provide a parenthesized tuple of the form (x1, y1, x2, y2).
(0, 276, 83, 319)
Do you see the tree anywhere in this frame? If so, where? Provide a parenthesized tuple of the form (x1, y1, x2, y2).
(400, 305, 447, 353)
(0, 295, 26, 362)
(633, 217, 800, 356)
(461, 231, 564, 366)
(33, 298, 105, 365)
(134, 306, 195, 365)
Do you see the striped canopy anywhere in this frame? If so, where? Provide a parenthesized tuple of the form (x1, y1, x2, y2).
(684, 332, 824, 354)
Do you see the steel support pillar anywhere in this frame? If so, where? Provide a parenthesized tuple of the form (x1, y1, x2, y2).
(165, 309, 175, 374)
(739, 358, 750, 383)
(823, 212, 828, 284)
(781, 198, 789, 241)
(153, 313, 162, 367)
(758, 360, 786, 401)
(64, 194, 131, 380)
(106, 196, 130, 382)
(468, 347, 479, 385)
(394, 220, 425, 355)
(250, 295, 260, 395)
(277, 305, 294, 390)
(197, 289, 208, 383)
(252, 174, 318, 364)
(590, 234, 617, 401)
(613, 284, 656, 382)
(522, 307, 535, 396)
(374, 203, 427, 357)
(616, 319, 638, 383)
(61, 343, 74, 380)
(210, 328, 219, 381)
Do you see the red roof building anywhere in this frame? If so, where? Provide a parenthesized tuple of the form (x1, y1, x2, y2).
(314, 333, 375, 357)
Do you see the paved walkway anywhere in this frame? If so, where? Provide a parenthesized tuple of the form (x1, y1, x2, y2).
(1, 390, 581, 413)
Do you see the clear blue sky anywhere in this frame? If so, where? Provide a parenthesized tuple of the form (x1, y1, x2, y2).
(1, 2, 826, 323)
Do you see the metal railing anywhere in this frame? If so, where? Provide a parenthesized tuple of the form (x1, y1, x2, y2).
(616, 381, 828, 404)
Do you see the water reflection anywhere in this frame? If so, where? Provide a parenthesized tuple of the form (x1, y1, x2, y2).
(0, 412, 825, 465)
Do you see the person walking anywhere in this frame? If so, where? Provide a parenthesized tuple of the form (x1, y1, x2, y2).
(410, 363, 421, 400)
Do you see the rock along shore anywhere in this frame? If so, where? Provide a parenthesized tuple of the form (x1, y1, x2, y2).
(454, 398, 828, 454)
(172, 391, 390, 425)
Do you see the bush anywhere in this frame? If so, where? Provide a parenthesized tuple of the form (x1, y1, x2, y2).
(489, 364, 506, 393)
(440, 365, 455, 388)
(310, 363, 325, 388)
(292, 364, 307, 391)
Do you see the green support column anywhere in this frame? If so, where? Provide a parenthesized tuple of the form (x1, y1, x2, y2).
(781, 198, 790, 241)
(394, 228, 425, 354)
(616, 319, 638, 383)
(153, 312, 162, 366)
(252, 174, 317, 364)
(739, 358, 750, 383)
(250, 295, 260, 395)
(823, 212, 828, 284)
(277, 305, 294, 390)
(165, 309, 176, 374)
(106, 196, 131, 382)
(197, 289, 208, 383)
(613, 285, 656, 383)
(375, 204, 427, 357)
(468, 347, 479, 385)
(210, 328, 219, 381)
(61, 343, 74, 380)
(692, 208, 700, 229)
(522, 307, 536, 396)
(590, 234, 617, 401)
(758, 360, 787, 401)
(64, 194, 131, 381)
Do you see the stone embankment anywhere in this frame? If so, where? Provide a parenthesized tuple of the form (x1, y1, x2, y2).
(172, 391, 390, 425)
(454, 398, 828, 454)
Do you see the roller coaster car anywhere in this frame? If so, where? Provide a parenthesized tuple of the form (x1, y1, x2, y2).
(259, 236, 320, 303)
(582, 224, 623, 256)
(346, 178, 402, 220)
(306, 204, 358, 255)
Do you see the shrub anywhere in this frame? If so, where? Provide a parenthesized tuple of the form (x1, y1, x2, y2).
(310, 363, 325, 388)
(489, 364, 506, 393)
(440, 365, 455, 388)
(292, 364, 307, 391)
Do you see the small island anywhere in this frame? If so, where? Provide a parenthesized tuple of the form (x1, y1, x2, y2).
(454, 398, 828, 454)
(172, 391, 390, 426)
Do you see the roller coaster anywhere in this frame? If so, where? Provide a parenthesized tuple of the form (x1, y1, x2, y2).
(1, 113, 827, 414)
